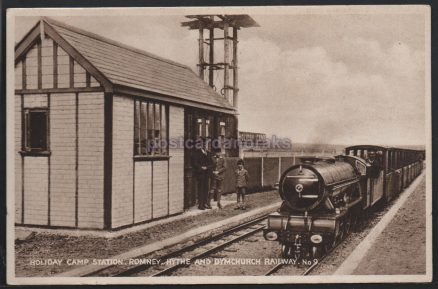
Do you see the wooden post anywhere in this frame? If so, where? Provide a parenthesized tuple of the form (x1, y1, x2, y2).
(37, 41, 42, 89)
(209, 18, 215, 87)
(233, 27, 238, 108)
(223, 22, 230, 102)
(198, 28, 204, 80)
(278, 157, 282, 181)
(40, 19, 45, 42)
(261, 156, 264, 187)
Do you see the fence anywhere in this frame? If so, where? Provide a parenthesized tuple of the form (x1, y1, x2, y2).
(221, 156, 295, 194)
(222, 153, 335, 194)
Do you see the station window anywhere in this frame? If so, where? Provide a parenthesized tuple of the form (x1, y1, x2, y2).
(196, 117, 213, 139)
(197, 118, 203, 137)
(23, 109, 49, 152)
(219, 121, 226, 136)
(205, 119, 210, 138)
(134, 100, 168, 156)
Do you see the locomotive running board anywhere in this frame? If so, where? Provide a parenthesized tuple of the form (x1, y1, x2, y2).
(266, 212, 347, 233)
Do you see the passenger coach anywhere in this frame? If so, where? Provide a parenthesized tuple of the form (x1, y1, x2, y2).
(345, 145, 424, 203)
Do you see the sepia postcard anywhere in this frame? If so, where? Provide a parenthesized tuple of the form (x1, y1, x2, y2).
(6, 5, 432, 285)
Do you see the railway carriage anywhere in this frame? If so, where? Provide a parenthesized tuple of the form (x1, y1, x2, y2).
(263, 145, 424, 259)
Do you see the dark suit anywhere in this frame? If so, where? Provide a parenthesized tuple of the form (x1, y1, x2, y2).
(192, 148, 212, 209)
(210, 155, 226, 206)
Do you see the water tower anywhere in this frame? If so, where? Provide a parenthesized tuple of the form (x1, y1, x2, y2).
(182, 15, 259, 109)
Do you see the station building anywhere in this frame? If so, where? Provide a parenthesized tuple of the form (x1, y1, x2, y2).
(14, 17, 238, 230)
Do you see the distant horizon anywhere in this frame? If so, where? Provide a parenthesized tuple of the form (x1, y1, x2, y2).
(241, 133, 426, 148)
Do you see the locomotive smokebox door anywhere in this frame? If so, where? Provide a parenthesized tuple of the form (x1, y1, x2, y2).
(280, 165, 324, 212)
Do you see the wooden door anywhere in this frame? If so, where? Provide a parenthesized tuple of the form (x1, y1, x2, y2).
(184, 111, 197, 209)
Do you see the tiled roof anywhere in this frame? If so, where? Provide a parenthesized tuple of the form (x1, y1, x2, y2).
(43, 17, 235, 111)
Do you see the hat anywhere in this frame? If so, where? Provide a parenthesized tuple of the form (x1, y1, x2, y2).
(237, 159, 244, 165)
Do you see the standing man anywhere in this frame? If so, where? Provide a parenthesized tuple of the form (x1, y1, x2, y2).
(366, 150, 381, 178)
(209, 148, 227, 209)
(192, 138, 212, 210)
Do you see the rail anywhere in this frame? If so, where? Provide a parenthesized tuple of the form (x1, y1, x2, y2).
(89, 214, 270, 277)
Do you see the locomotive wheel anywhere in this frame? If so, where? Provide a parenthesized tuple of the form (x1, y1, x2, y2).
(354, 210, 366, 231)
(331, 221, 342, 247)
(324, 236, 337, 253)
(338, 219, 345, 241)
(344, 214, 352, 236)
(281, 244, 291, 258)
(350, 212, 359, 232)
(294, 251, 302, 261)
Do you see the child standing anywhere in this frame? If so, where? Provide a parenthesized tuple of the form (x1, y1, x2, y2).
(234, 159, 249, 210)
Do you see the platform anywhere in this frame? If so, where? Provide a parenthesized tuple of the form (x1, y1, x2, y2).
(56, 201, 281, 277)
(335, 172, 427, 276)
(14, 190, 281, 277)
(16, 194, 240, 239)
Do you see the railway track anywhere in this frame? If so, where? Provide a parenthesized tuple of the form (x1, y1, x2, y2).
(86, 211, 362, 277)
(149, 224, 265, 277)
(124, 213, 336, 277)
(85, 214, 270, 277)
(264, 233, 346, 276)
(87, 212, 347, 277)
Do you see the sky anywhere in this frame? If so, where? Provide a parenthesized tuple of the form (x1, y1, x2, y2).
(14, 7, 428, 146)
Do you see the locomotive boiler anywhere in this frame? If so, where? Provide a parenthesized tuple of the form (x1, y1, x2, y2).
(263, 145, 424, 260)
(264, 156, 364, 259)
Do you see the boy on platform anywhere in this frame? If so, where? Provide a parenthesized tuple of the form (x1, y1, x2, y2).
(234, 159, 249, 210)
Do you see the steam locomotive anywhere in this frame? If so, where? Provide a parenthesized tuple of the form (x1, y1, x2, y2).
(263, 145, 424, 259)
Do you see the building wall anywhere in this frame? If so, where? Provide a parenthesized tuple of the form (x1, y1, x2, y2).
(23, 157, 49, 225)
(16, 36, 100, 91)
(77, 92, 105, 229)
(15, 33, 187, 230)
(41, 37, 54, 89)
(25, 42, 38, 90)
(152, 161, 168, 218)
(50, 93, 76, 227)
(168, 106, 184, 214)
(15, 95, 22, 223)
(14, 91, 105, 228)
(111, 97, 184, 229)
(23, 93, 47, 107)
(134, 161, 152, 222)
(15, 38, 186, 230)
(111, 95, 134, 228)
(15, 62, 22, 90)
(15, 32, 106, 229)
(21, 94, 49, 226)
